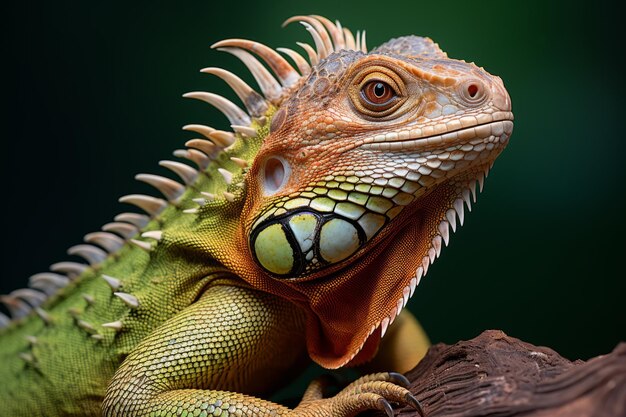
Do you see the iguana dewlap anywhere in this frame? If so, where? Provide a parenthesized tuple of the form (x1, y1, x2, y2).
(0, 15, 513, 416)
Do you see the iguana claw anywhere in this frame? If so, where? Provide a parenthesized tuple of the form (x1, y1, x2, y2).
(387, 371, 411, 388)
(291, 372, 425, 417)
(378, 398, 394, 417)
(406, 392, 426, 416)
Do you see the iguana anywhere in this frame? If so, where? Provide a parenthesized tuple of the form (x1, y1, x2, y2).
(0, 15, 513, 416)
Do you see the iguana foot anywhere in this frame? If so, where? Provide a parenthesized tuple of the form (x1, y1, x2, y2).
(290, 372, 424, 417)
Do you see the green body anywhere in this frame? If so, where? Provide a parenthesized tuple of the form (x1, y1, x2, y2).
(0, 124, 300, 415)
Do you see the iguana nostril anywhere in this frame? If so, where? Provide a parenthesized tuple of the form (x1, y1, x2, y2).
(467, 84, 478, 98)
(263, 156, 289, 194)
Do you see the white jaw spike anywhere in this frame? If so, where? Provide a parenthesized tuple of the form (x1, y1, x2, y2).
(311, 15, 345, 49)
(343, 28, 356, 50)
(230, 157, 248, 168)
(432, 235, 442, 258)
(67, 244, 108, 266)
(200, 67, 269, 117)
(421, 256, 430, 275)
(173, 149, 210, 171)
(397, 296, 405, 312)
(182, 124, 215, 140)
(230, 124, 257, 137)
(182, 91, 251, 126)
(185, 139, 216, 156)
(276, 47, 311, 76)
(218, 168, 233, 185)
(469, 180, 478, 203)
(462, 189, 472, 212)
(135, 173, 185, 203)
(119, 194, 168, 217)
(416, 266, 424, 283)
(428, 248, 436, 263)
(446, 208, 457, 232)
(223, 192, 235, 202)
(141, 231, 163, 241)
(29, 273, 69, 294)
(300, 22, 329, 59)
(296, 42, 319, 65)
(211, 39, 300, 88)
(380, 317, 390, 338)
(114, 213, 150, 229)
(50, 261, 87, 278)
(130, 239, 153, 252)
(102, 222, 138, 240)
(102, 275, 121, 291)
(183, 208, 199, 214)
(454, 198, 465, 226)
(284, 16, 333, 56)
(355, 31, 361, 52)
(158, 160, 198, 186)
(215, 47, 283, 103)
(84, 232, 125, 253)
(207, 131, 236, 147)
(113, 292, 140, 309)
(409, 277, 417, 298)
(478, 172, 485, 192)
(438, 220, 450, 246)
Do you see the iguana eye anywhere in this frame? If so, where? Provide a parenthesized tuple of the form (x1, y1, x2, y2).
(350, 67, 406, 118)
(361, 81, 396, 107)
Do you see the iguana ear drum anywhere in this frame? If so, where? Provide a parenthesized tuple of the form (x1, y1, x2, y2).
(250, 210, 370, 278)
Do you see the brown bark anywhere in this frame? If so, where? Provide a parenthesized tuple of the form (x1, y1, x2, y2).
(386, 330, 626, 417)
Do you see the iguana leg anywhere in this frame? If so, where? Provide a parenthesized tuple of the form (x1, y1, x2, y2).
(102, 281, 307, 416)
(103, 281, 420, 416)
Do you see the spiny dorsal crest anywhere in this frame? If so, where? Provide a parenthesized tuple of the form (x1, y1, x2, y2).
(0, 15, 366, 328)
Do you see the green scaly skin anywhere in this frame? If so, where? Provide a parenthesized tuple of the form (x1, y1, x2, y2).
(0, 14, 513, 417)
(0, 120, 284, 415)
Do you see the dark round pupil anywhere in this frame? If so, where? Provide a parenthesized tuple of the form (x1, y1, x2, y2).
(374, 83, 386, 97)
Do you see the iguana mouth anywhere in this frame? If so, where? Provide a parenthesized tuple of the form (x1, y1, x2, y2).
(360, 112, 514, 151)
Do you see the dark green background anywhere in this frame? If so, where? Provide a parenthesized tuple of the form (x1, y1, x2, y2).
(1, 0, 624, 367)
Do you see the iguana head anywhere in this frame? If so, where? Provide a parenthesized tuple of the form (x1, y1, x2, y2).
(212, 16, 513, 368)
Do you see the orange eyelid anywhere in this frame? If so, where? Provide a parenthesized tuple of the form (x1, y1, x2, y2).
(356, 69, 403, 95)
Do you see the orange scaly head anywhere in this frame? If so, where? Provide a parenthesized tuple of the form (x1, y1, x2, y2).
(221, 18, 513, 368)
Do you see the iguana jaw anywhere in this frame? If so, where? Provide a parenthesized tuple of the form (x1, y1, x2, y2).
(359, 115, 513, 151)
